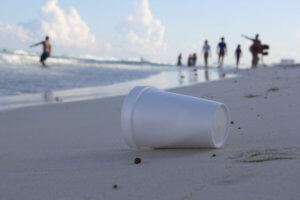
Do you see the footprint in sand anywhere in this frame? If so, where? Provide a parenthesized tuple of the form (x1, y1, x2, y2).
(244, 94, 261, 98)
(230, 147, 299, 163)
(244, 88, 280, 99)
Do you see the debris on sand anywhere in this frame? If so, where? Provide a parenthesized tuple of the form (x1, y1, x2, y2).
(134, 157, 142, 164)
(113, 184, 118, 189)
(244, 94, 261, 98)
(231, 148, 299, 163)
(267, 87, 279, 93)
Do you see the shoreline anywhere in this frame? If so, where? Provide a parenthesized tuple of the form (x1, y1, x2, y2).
(0, 66, 236, 112)
(0, 65, 299, 199)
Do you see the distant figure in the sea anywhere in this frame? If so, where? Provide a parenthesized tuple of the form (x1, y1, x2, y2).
(177, 53, 182, 66)
(30, 36, 51, 67)
(202, 40, 211, 67)
(187, 54, 192, 67)
(192, 53, 197, 66)
(235, 44, 242, 69)
(217, 37, 227, 67)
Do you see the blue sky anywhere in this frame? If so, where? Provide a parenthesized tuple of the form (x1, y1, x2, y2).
(0, 0, 300, 65)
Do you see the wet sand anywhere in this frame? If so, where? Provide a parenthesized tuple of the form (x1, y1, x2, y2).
(0, 66, 299, 200)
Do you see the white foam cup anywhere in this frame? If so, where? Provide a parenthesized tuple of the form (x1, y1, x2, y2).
(121, 86, 230, 149)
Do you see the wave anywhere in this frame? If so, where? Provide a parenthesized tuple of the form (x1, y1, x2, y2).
(0, 49, 174, 67)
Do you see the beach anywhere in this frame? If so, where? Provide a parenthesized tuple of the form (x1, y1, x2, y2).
(0, 65, 299, 200)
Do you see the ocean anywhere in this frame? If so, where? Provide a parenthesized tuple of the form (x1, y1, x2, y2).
(0, 49, 236, 110)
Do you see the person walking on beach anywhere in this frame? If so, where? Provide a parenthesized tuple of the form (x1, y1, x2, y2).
(30, 36, 51, 67)
(202, 40, 211, 68)
(217, 37, 227, 67)
(177, 53, 182, 66)
(235, 44, 242, 69)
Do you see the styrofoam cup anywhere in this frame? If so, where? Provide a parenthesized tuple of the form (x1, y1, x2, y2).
(121, 86, 230, 149)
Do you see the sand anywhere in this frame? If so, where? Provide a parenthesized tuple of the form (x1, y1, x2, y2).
(0, 66, 299, 200)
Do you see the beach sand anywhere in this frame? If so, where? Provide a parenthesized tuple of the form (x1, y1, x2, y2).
(0, 66, 299, 200)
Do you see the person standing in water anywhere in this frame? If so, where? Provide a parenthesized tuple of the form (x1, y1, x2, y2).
(30, 36, 51, 67)
(187, 54, 192, 67)
(235, 44, 242, 69)
(217, 37, 227, 67)
(202, 40, 211, 68)
(177, 53, 182, 66)
(192, 53, 197, 66)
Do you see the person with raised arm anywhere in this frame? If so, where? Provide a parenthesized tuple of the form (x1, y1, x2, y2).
(242, 34, 269, 68)
(30, 36, 51, 67)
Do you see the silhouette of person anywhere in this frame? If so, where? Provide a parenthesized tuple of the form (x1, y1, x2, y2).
(177, 53, 182, 66)
(243, 34, 261, 68)
(187, 54, 192, 67)
(30, 36, 51, 67)
(202, 40, 211, 68)
(235, 44, 242, 69)
(192, 53, 197, 66)
(217, 37, 227, 67)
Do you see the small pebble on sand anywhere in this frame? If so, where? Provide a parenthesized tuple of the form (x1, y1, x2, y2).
(134, 157, 141, 164)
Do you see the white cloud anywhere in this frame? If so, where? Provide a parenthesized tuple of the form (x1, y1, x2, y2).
(0, 0, 95, 49)
(40, 0, 95, 48)
(118, 0, 167, 56)
(0, 22, 31, 43)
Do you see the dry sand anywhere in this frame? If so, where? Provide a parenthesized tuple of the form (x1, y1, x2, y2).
(0, 66, 299, 200)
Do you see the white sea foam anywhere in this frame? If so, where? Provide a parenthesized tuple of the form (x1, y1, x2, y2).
(0, 49, 235, 100)
(0, 50, 173, 67)
(79, 54, 119, 62)
(0, 50, 168, 96)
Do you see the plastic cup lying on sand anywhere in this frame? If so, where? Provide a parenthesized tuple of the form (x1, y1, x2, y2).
(121, 86, 230, 149)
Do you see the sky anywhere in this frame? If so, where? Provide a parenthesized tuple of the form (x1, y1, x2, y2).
(0, 0, 300, 65)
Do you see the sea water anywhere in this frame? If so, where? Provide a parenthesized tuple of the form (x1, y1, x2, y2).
(0, 50, 236, 110)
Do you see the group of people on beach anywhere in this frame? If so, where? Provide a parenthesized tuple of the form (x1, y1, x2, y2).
(29, 34, 267, 69)
(177, 34, 268, 69)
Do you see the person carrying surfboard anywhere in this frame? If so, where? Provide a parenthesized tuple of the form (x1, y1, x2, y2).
(242, 34, 269, 68)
